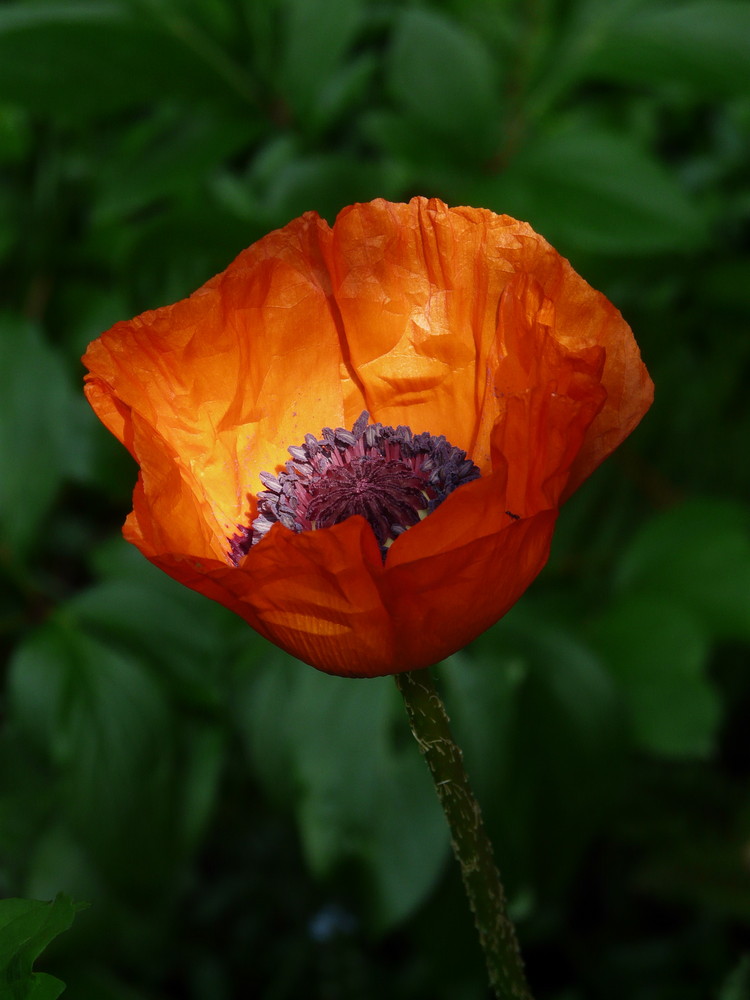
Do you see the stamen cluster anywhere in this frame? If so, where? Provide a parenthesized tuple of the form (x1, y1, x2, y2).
(233, 411, 480, 561)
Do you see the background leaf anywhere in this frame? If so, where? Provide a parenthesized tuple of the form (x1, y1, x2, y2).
(614, 499, 750, 641)
(0, 1, 250, 119)
(588, 595, 720, 757)
(470, 125, 710, 255)
(387, 8, 502, 157)
(0, 894, 84, 1000)
(236, 653, 449, 930)
(584, 0, 750, 96)
(279, 0, 364, 128)
(0, 315, 82, 555)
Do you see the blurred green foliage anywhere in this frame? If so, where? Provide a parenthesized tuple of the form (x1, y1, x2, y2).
(0, 894, 84, 999)
(0, 0, 749, 997)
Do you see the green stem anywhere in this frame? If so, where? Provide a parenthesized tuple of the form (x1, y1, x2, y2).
(394, 668, 533, 1000)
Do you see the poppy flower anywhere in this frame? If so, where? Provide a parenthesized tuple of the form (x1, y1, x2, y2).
(83, 197, 653, 678)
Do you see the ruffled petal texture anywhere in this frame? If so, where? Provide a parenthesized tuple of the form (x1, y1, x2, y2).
(83, 197, 653, 677)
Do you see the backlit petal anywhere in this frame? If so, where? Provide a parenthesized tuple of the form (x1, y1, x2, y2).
(83, 197, 653, 678)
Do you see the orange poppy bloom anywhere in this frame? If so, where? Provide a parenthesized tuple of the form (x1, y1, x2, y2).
(83, 197, 653, 678)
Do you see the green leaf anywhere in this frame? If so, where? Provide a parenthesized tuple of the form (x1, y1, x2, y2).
(0, 731, 57, 889)
(235, 649, 300, 808)
(387, 8, 501, 155)
(0, 191, 14, 264)
(177, 724, 226, 855)
(615, 499, 750, 642)
(585, 0, 750, 97)
(359, 108, 465, 188)
(440, 650, 523, 803)
(588, 595, 720, 758)
(22, 827, 102, 914)
(456, 616, 625, 894)
(719, 955, 750, 1000)
(0, 894, 85, 1000)
(279, 0, 363, 123)
(0, 315, 78, 555)
(93, 110, 258, 224)
(67, 574, 235, 708)
(524, 0, 651, 118)
(280, 669, 393, 878)
(470, 125, 709, 255)
(7, 619, 175, 884)
(237, 654, 448, 930)
(314, 53, 378, 131)
(261, 153, 389, 225)
(0, 103, 29, 164)
(237, 653, 389, 875)
(0, 1, 246, 121)
(364, 742, 448, 932)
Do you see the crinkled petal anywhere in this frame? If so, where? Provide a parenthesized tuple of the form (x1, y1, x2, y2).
(489, 272, 607, 514)
(326, 198, 652, 487)
(327, 198, 524, 455)
(84, 212, 346, 558)
(147, 495, 556, 677)
(82, 197, 654, 678)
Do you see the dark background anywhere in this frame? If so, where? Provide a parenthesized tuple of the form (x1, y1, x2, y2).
(1, 1, 749, 997)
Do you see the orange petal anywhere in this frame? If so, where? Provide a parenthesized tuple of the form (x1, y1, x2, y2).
(327, 198, 528, 455)
(327, 198, 652, 489)
(147, 495, 556, 678)
(83, 197, 654, 678)
(489, 272, 607, 515)
(84, 212, 346, 559)
(151, 516, 396, 676)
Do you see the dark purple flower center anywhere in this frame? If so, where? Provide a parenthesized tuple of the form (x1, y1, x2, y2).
(230, 411, 480, 562)
(302, 455, 431, 539)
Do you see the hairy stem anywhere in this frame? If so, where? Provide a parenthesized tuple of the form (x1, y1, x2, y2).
(394, 668, 533, 1000)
